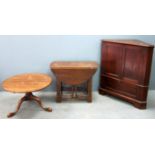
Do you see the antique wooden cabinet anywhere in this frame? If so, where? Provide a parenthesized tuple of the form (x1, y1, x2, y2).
(99, 40, 154, 109)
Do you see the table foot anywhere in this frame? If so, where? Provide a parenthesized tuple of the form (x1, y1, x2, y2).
(7, 92, 52, 118)
(7, 112, 16, 118)
(43, 107, 52, 112)
(30, 94, 52, 112)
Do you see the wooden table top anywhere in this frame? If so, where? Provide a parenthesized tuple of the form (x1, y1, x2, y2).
(50, 61, 98, 70)
(2, 73, 52, 93)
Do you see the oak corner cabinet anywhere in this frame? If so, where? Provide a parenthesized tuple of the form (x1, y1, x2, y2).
(98, 39, 154, 109)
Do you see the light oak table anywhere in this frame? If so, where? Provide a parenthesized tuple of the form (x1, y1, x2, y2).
(50, 61, 98, 102)
(2, 73, 52, 118)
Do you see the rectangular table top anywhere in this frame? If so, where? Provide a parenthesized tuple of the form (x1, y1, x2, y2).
(50, 61, 98, 70)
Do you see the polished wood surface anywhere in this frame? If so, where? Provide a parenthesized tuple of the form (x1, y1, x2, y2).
(50, 61, 98, 102)
(51, 61, 98, 85)
(103, 39, 154, 47)
(99, 40, 154, 109)
(2, 73, 52, 118)
(2, 73, 52, 93)
(51, 61, 98, 69)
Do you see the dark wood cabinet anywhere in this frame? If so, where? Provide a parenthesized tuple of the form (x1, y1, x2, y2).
(99, 40, 154, 109)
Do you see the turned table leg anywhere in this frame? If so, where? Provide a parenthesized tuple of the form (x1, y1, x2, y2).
(7, 92, 52, 118)
(71, 86, 77, 98)
(87, 78, 92, 103)
(56, 80, 62, 103)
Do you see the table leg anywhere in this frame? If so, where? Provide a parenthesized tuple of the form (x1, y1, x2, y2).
(71, 86, 78, 98)
(87, 78, 92, 103)
(30, 93, 52, 112)
(56, 80, 62, 103)
(7, 95, 27, 118)
(7, 92, 52, 118)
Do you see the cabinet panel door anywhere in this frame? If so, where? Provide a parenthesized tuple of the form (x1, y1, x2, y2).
(100, 75, 121, 92)
(122, 46, 146, 84)
(101, 43, 123, 78)
(100, 75, 137, 98)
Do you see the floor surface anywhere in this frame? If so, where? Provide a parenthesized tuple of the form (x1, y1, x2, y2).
(0, 91, 155, 119)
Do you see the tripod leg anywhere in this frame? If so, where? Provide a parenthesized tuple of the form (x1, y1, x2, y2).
(30, 94, 52, 112)
(7, 95, 26, 118)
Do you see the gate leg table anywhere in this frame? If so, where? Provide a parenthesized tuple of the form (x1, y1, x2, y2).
(50, 61, 98, 103)
(2, 73, 52, 118)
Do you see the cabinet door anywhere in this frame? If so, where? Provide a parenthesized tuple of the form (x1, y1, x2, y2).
(101, 43, 123, 78)
(122, 45, 146, 84)
(121, 45, 148, 99)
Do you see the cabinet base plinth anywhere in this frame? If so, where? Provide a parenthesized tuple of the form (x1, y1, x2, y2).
(99, 88, 147, 110)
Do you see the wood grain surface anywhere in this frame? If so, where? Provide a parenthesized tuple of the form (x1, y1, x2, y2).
(99, 40, 154, 109)
(2, 73, 52, 93)
(50, 61, 98, 69)
(50, 61, 98, 102)
(51, 61, 98, 85)
(103, 39, 154, 47)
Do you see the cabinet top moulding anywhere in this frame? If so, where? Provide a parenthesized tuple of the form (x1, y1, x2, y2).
(102, 39, 154, 48)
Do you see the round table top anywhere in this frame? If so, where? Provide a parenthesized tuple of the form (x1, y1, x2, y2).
(2, 73, 52, 93)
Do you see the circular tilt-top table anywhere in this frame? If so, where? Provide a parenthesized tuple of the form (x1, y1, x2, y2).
(2, 73, 52, 118)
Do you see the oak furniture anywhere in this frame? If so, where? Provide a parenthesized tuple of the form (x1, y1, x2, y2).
(2, 73, 52, 118)
(50, 61, 98, 102)
(99, 40, 154, 109)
